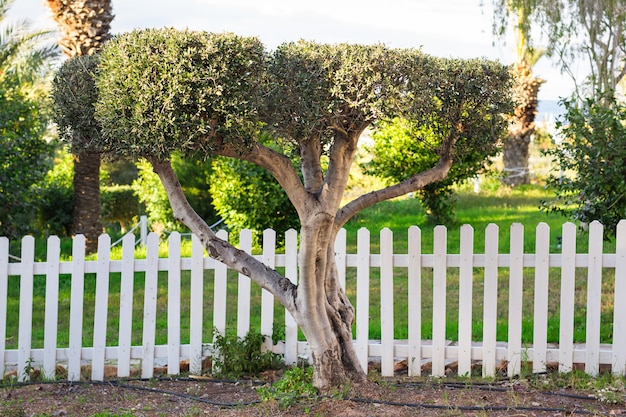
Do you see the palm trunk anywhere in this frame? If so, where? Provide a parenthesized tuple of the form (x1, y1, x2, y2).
(72, 151, 102, 252)
(502, 62, 544, 187)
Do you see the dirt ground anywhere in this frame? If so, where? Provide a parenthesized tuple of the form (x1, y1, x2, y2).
(2, 372, 625, 417)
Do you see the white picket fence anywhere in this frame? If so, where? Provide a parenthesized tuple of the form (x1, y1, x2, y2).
(2, 220, 626, 382)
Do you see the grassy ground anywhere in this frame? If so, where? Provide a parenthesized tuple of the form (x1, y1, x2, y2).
(5, 183, 616, 349)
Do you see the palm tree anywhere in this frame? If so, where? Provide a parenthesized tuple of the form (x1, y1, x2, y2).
(501, 4, 545, 186)
(45, 0, 114, 252)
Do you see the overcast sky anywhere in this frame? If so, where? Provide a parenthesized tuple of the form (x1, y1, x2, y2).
(10, 0, 577, 101)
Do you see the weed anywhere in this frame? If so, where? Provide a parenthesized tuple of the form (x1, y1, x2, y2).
(257, 366, 317, 409)
(211, 329, 283, 379)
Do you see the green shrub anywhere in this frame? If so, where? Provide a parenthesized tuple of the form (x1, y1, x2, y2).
(211, 330, 283, 378)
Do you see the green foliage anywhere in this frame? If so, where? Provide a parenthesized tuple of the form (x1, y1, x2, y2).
(101, 184, 140, 232)
(132, 159, 178, 233)
(210, 140, 299, 243)
(542, 94, 626, 237)
(258, 367, 317, 409)
(32, 148, 74, 237)
(171, 154, 217, 225)
(366, 115, 501, 224)
(211, 330, 283, 378)
(0, 1, 58, 238)
(94, 29, 265, 160)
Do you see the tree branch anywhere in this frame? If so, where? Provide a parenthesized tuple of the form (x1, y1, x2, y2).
(148, 157, 298, 313)
(334, 155, 453, 230)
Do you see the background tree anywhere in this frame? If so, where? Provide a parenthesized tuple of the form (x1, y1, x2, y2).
(490, 0, 545, 186)
(0, 0, 58, 238)
(55, 29, 513, 390)
(365, 114, 500, 224)
(45, 0, 114, 252)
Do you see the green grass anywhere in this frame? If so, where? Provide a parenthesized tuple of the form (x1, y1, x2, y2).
(5, 184, 617, 350)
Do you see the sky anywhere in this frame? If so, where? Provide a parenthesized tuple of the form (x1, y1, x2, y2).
(9, 0, 577, 102)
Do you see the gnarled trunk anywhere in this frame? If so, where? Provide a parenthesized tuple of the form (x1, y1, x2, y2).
(294, 220, 367, 390)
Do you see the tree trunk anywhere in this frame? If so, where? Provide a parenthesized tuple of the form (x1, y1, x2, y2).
(72, 151, 102, 253)
(501, 62, 544, 187)
(294, 221, 367, 390)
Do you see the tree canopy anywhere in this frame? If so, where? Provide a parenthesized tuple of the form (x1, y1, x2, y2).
(54, 28, 513, 390)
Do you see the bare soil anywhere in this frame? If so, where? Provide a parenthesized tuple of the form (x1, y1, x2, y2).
(2, 373, 624, 417)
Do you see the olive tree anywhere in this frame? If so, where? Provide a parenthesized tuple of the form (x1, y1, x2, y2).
(55, 28, 513, 390)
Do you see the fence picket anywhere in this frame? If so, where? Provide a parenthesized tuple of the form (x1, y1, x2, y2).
(213, 230, 228, 338)
(117, 233, 136, 377)
(261, 229, 276, 351)
(356, 227, 370, 372)
(407, 226, 422, 377)
(237, 230, 252, 339)
(613, 220, 626, 375)
(482, 224, 499, 377)
(335, 228, 347, 290)
(43, 236, 60, 379)
(380, 228, 394, 377)
(284, 229, 298, 365)
(508, 223, 524, 377)
(559, 222, 577, 373)
(92, 234, 111, 381)
(432, 225, 447, 377)
(168, 232, 182, 375)
(533, 223, 550, 373)
(189, 234, 204, 375)
(458, 225, 474, 376)
(586, 221, 604, 376)
(17, 236, 35, 382)
(0, 237, 8, 377)
(67, 235, 86, 381)
(141, 232, 160, 378)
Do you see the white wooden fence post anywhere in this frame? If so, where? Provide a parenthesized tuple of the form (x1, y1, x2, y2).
(17, 236, 35, 382)
(356, 227, 370, 372)
(407, 226, 422, 377)
(0, 237, 8, 376)
(533, 223, 550, 373)
(508, 223, 524, 377)
(141, 232, 160, 379)
(458, 224, 474, 376)
(42, 236, 60, 379)
(237, 230, 252, 339)
(261, 229, 276, 351)
(117, 233, 136, 377)
(613, 220, 626, 376)
(67, 234, 86, 381)
(585, 221, 604, 376)
(482, 224, 499, 377)
(335, 228, 347, 291)
(380, 228, 394, 377)
(213, 230, 228, 338)
(92, 234, 111, 381)
(284, 229, 298, 365)
(432, 225, 448, 377)
(189, 234, 204, 375)
(167, 232, 182, 375)
(559, 222, 577, 373)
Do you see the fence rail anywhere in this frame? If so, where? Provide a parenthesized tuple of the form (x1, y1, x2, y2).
(2, 220, 625, 382)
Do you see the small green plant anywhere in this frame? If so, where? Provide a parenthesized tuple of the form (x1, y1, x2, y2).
(211, 329, 283, 378)
(258, 366, 317, 409)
